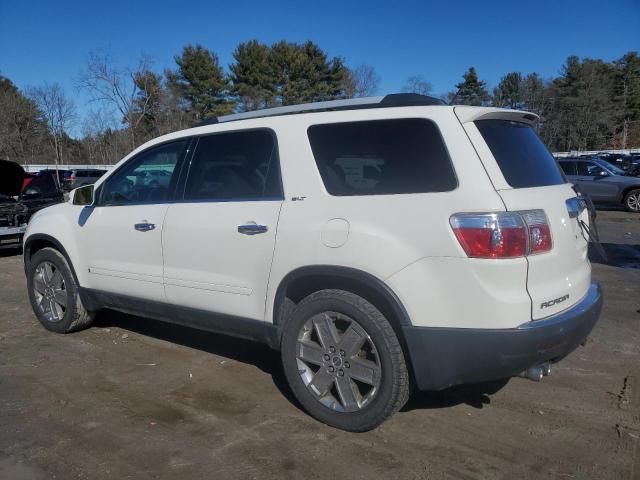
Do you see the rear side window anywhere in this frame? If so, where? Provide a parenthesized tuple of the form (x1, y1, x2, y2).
(307, 119, 456, 196)
(476, 120, 565, 188)
(183, 129, 282, 201)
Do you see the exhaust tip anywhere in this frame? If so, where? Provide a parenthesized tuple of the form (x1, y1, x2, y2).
(519, 366, 544, 382)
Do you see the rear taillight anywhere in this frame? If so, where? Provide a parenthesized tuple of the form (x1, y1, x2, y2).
(520, 210, 552, 254)
(450, 210, 552, 259)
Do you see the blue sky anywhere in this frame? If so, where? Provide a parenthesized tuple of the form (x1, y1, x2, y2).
(1, 0, 639, 127)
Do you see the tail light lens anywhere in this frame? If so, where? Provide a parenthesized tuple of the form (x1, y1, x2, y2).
(450, 210, 552, 259)
(520, 210, 552, 254)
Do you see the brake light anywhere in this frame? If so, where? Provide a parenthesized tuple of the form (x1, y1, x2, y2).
(450, 210, 552, 259)
(520, 210, 552, 254)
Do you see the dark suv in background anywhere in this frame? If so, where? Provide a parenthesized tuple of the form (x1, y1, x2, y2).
(63, 169, 108, 191)
(0, 161, 65, 249)
(558, 157, 640, 212)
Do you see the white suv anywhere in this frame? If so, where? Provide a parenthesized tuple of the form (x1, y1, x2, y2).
(23, 94, 602, 431)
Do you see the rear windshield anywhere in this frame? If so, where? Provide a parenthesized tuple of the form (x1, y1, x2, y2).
(476, 119, 565, 188)
(307, 119, 457, 196)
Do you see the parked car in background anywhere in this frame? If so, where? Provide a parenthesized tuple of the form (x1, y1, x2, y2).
(0, 161, 64, 249)
(64, 169, 107, 190)
(597, 154, 640, 176)
(35, 169, 69, 190)
(23, 94, 602, 431)
(22, 172, 37, 191)
(558, 158, 640, 212)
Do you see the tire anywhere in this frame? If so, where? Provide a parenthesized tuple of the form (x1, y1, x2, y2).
(280, 289, 410, 431)
(623, 189, 640, 212)
(26, 247, 94, 333)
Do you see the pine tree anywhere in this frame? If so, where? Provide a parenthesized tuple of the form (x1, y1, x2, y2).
(229, 40, 277, 112)
(170, 44, 235, 120)
(613, 52, 640, 148)
(493, 72, 523, 109)
(270, 41, 348, 105)
(454, 67, 490, 106)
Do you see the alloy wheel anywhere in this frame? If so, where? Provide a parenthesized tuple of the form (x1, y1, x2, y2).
(32, 261, 67, 323)
(296, 312, 381, 412)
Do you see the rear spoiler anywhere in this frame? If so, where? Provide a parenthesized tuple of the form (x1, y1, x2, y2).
(454, 107, 539, 126)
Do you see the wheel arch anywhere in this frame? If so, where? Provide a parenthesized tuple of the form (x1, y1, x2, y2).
(23, 234, 80, 285)
(621, 185, 640, 203)
(272, 265, 413, 345)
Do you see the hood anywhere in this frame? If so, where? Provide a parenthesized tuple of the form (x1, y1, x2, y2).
(0, 159, 25, 197)
(612, 174, 640, 185)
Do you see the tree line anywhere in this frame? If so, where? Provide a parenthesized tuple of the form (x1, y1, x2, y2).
(0, 40, 638, 167)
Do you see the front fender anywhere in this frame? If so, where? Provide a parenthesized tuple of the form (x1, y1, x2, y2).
(24, 203, 88, 286)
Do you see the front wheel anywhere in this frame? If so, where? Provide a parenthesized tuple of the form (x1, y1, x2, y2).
(281, 290, 410, 431)
(624, 189, 640, 212)
(27, 247, 94, 333)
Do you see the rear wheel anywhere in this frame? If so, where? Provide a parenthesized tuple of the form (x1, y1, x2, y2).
(624, 189, 640, 212)
(281, 289, 409, 431)
(27, 247, 94, 333)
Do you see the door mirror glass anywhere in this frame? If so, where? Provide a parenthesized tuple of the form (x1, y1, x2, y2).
(73, 184, 95, 206)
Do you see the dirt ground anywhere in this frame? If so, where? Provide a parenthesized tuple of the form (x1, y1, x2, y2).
(0, 210, 638, 480)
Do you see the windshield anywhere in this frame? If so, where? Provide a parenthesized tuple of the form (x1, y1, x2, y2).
(595, 159, 625, 175)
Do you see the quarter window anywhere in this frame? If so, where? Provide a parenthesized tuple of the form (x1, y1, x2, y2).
(98, 140, 187, 205)
(183, 130, 282, 201)
(307, 119, 456, 196)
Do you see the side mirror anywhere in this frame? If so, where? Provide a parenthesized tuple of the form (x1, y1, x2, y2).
(72, 184, 95, 206)
(599, 170, 609, 176)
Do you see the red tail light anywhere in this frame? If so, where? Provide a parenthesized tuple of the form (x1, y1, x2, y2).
(520, 210, 553, 254)
(450, 210, 552, 259)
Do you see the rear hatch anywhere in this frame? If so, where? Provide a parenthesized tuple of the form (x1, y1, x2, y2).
(456, 108, 591, 319)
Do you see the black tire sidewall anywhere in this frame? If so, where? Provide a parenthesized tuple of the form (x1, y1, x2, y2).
(281, 291, 405, 431)
(27, 248, 81, 333)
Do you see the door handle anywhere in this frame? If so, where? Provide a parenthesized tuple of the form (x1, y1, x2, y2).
(237, 223, 268, 235)
(134, 222, 156, 232)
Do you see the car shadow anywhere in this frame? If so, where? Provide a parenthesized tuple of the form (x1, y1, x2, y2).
(94, 308, 513, 413)
(92, 309, 301, 408)
(402, 378, 510, 411)
(589, 242, 640, 269)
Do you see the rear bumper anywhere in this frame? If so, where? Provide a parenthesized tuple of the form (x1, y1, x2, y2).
(403, 282, 603, 391)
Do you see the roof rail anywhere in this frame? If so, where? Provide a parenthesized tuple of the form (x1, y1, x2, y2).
(195, 93, 446, 126)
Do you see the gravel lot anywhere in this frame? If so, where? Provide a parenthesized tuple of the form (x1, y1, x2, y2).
(0, 210, 638, 479)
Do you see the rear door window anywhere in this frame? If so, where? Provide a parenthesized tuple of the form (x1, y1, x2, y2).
(475, 119, 565, 188)
(307, 119, 456, 196)
(559, 161, 577, 176)
(183, 129, 282, 201)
